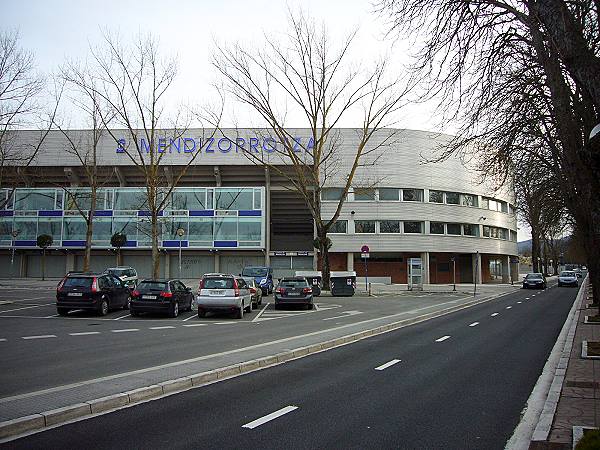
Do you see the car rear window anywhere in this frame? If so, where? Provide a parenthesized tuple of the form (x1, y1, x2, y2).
(64, 277, 93, 288)
(203, 278, 234, 289)
(560, 271, 575, 277)
(280, 279, 309, 288)
(526, 274, 543, 280)
(242, 268, 268, 277)
(138, 281, 167, 291)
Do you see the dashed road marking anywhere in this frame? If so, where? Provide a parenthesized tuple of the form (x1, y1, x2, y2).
(517, 301, 522, 304)
(69, 332, 101, 336)
(183, 324, 207, 327)
(0, 338, 6, 342)
(435, 335, 451, 342)
(213, 322, 238, 325)
(242, 406, 298, 429)
(111, 329, 139, 333)
(149, 326, 176, 330)
(532, 295, 536, 297)
(525, 297, 530, 300)
(506, 306, 512, 309)
(491, 313, 499, 317)
(375, 359, 401, 371)
(469, 322, 479, 327)
(22, 334, 56, 340)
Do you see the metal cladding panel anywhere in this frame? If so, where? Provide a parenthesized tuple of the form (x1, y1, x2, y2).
(168, 254, 214, 278)
(26, 254, 66, 278)
(220, 254, 264, 275)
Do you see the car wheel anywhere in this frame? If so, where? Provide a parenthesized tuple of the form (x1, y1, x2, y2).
(170, 302, 179, 318)
(57, 307, 69, 316)
(245, 300, 252, 313)
(308, 303, 314, 310)
(123, 296, 131, 310)
(258, 296, 262, 306)
(98, 298, 109, 316)
(235, 306, 244, 319)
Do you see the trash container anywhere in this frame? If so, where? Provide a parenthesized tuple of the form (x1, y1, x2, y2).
(295, 271, 322, 296)
(330, 271, 356, 297)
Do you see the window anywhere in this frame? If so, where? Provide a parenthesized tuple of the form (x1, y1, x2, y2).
(163, 219, 188, 240)
(14, 189, 56, 210)
(0, 218, 12, 240)
(214, 217, 237, 240)
(321, 188, 344, 201)
(446, 223, 462, 235)
(171, 189, 208, 210)
(445, 192, 460, 204)
(112, 218, 136, 240)
(461, 194, 478, 207)
(114, 190, 147, 210)
(510, 230, 518, 242)
(509, 204, 516, 215)
(430, 222, 445, 234)
(402, 189, 423, 202)
(483, 226, 490, 237)
(379, 220, 400, 233)
(500, 201, 508, 213)
(328, 220, 347, 233)
(14, 217, 37, 240)
(404, 221, 423, 233)
(429, 190, 444, 203)
(481, 198, 489, 210)
(215, 188, 253, 210)
(498, 228, 507, 239)
(238, 218, 261, 241)
(37, 218, 62, 241)
(189, 218, 213, 241)
(353, 188, 375, 201)
(354, 220, 375, 233)
(462, 224, 479, 237)
(64, 190, 107, 211)
(253, 189, 262, 210)
(379, 188, 400, 201)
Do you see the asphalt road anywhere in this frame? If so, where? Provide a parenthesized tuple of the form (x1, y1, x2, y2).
(3, 282, 578, 449)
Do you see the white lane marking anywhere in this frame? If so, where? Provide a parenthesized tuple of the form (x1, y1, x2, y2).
(69, 332, 101, 336)
(0, 338, 7, 342)
(242, 406, 298, 429)
(375, 359, 401, 371)
(506, 306, 512, 309)
(183, 324, 207, 327)
(469, 322, 479, 327)
(322, 311, 363, 321)
(182, 314, 196, 322)
(517, 301, 522, 304)
(435, 335, 451, 342)
(111, 329, 139, 333)
(491, 313, 499, 317)
(525, 297, 530, 300)
(22, 334, 56, 340)
(44, 314, 60, 318)
(149, 326, 175, 330)
(251, 302, 271, 322)
(0, 304, 50, 314)
(213, 322, 238, 325)
(532, 295, 536, 297)
(113, 314, 131, 320)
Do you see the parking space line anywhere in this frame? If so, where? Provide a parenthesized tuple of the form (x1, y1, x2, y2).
(0, 338, 7, 342)
(149, 326, 176, 330)
(0, 304, 50, 314)
(517, 301, 522, 304)
(182, 314, 197, 322)
(469, 322, 479, 327)
(22, 335, 56, 340)
(183, 324, 207, 327)
(525, 297, 530, 300)
(111, 329, 139, 333)
(113, 314, 131, 320)
(435, 335, 451, 342)
(242, 406, 298, 429)
(491, 313, 499, 317)
(506, 306, 512, 309)
(45, 314, 60, 318)
(252, 302, 271, 322)
(69, 332, 101, 336)
(375, 359, 401, 371)
(213, 322, 238, 325)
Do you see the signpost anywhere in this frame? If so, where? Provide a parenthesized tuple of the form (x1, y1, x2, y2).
(361, 245, 370, 292)
(450, 255, 456, 291)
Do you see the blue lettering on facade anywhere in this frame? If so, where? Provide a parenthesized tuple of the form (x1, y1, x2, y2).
(263, 137, 276, 153)
(116, 138, 126, 153)
(249, 137, 259, 153)
(141, 138, 151, 153)
(218, 138, 232, 153)
(205, 137, 215, 153)
(293, 137, 302, 152)
(183, 138, 196, 153)
(236, 137, 246, 152)
(158, 138, 167, 153)
(170, 138, 181, 153)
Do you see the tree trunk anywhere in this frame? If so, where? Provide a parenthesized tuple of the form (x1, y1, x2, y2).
(531, 231, 541, 273)
(117, 247, 121, 266)
(151, 212, 160, 279)
(317, 228, 331, 291)
(83, 187, 97, 272)
(41, 248, 46, 281)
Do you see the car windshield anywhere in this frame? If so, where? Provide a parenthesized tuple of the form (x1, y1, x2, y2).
(137, 281, 166, 291)
(107, 269, 128, 277)
(243, 277, 255, 287)
(203, 278, 235, 289)
(560, 271, 575, 277)
(64, 277, 93, 288)
(242, 268, 268, 277)
(280, 279, 309, 288)
(526, 274, 543, 280)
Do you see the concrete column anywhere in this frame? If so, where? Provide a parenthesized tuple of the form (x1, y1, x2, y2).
(313, 217, 318, 271)
(511, 257, 519, 282)
(214, 252, 220, 272)
(164, 252, 171, 278)
(21, 253, 27, 277)
(347, 252, 354, 271)
(264, 168, 270, 266)
(66, 253, 76, 273)
(472, 252, 482, 284)
(502, 255, 510, 283)
(420, 252, 430, 284)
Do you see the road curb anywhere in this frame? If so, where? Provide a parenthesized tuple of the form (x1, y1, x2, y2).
(0, 291, 507, 442)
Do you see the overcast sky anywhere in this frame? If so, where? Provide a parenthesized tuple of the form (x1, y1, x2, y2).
(2, 0, 532, 241)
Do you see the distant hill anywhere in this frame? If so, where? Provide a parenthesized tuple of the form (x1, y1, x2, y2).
(518, 239, 532, 254)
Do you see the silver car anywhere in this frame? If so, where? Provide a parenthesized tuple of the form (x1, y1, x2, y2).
(557, 271, 578, 287)
(196, 274, 253, 319)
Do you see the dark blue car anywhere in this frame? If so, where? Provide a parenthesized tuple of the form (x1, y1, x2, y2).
(241, 266, 273, 295)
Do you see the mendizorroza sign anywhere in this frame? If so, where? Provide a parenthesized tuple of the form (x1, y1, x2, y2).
(116, 136, 316, 154)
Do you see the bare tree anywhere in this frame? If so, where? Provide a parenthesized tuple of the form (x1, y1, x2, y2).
(64, 32, 222, 278)
(377, 0, 600, 301)
(213, 11, 410, 287)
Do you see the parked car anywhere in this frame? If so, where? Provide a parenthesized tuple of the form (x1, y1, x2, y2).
(197, 274, 253, 319)
(241, 266, 273, 295)
(243, 277, 263, 308)
(104, 266, 138, 288)
(557, 271, 578, 287)
(56, 272, 131, 316)
(130, 279, 194, 318)
(573, 268, 583, 278)
(274, 277, 314, 309)
(522, 273, 547, 289)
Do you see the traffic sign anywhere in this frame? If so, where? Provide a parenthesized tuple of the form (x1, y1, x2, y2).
(361, 253, 370, 258)
(361, 245, 370, 253)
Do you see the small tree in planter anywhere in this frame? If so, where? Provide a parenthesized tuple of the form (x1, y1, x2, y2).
(111, 232, 127, 266)
(36, 234, 53, 281)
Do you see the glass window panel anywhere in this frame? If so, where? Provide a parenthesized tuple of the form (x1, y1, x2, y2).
(215, 188, 253, 210)
(0, 218, 14, 240)
(114, 190, 148, 210)
(500, 202, 508, 213)
(214, 217, 237, 240)
(447, 223, 462, 235)
(56, 191, 64, 209)
(92, 218, 112, 240)
(482, 198, 490, 209)
(353, 188, 375, 201)
(189, 218, 213, 241)
(483, 226, 490, 237)
(38, 218, 62, 241)
(64, 190, 107, 211)
(498, 228, 507, 239)
(239, 218, 261, 241)
(445, 192, 460, 204)
(112, 218, 137, 241)
(321, 188, 344, 201)
(461, 194, 478, 207)
(379, 188, 400, 201)
(63, 217, 87, 240)
(137, 220, 153, 244)
(402, 189, 423, 202)
(14, 189, 56, 210)
(354, 220, 375, 233)
(490, 227, 498, 238)
(379, 220, 400, 233)
(253, 189, 262, 210)
(171, 189, 207, 210)
(163, 219, 188, 240)
(429, 190, 444, 203)
(462, 224, 479, 236)
(328, 220, 347, 233)
(13, 217, 38, 240)
(430, 222, 445, 234)
(404, 221, 423, 233)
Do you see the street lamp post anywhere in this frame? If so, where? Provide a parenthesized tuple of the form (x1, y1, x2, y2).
(176, 227, 185, 278)
(450, 255, 456, 291)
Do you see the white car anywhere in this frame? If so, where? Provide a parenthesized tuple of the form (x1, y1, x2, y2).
(196, 274, 253, 319)
(557, 271, 578, 287)
(104, 267, 138, 288)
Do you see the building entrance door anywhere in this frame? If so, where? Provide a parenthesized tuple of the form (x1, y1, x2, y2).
(408, 257, 423, 291)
